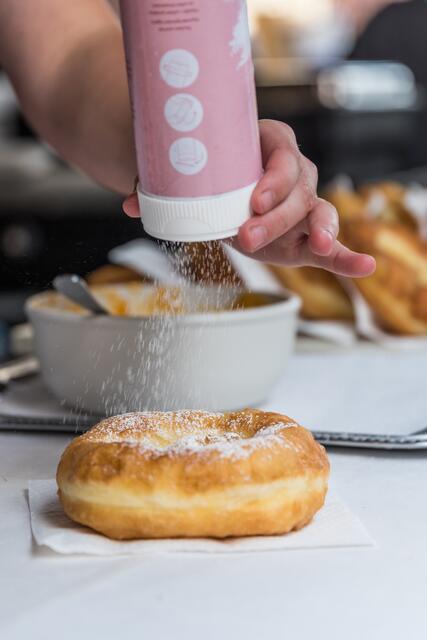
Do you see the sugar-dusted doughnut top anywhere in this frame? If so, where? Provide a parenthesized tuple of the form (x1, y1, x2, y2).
(81, 410, 300, 457)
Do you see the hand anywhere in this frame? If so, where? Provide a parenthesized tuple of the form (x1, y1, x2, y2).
(234, 120, 375, 277)
(123, 119, 375, 277)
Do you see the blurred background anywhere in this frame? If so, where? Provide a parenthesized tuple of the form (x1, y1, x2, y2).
(1, 0, 427, 349)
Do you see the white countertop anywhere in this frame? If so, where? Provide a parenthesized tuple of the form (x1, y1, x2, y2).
(1, 343, 427, 639)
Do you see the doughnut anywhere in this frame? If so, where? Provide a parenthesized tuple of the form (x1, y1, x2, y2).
(57, 410, 329, 540)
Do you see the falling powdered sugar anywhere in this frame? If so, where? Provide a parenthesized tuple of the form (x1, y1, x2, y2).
(88, 240, 245, 416)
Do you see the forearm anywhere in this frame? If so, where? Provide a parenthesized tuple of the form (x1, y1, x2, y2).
(0, 0, 136, 193)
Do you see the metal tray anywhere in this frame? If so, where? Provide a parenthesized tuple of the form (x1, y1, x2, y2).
(1, 413, 427, 450)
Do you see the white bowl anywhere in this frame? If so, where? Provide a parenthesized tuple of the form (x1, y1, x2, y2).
(26, 287, 301, 414)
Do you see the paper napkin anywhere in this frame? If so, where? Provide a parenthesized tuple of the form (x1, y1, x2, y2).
(29, 479, 374, 556)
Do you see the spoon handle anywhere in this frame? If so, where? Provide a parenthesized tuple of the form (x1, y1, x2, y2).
(53, 275, 107, 315)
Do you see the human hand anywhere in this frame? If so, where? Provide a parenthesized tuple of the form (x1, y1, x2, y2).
(232, 120, 375, 276)
(123, 119, 375, 277)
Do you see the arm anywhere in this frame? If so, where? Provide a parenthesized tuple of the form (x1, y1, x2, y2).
(0, 0, 136, 194)
(0, 0, 374, 275)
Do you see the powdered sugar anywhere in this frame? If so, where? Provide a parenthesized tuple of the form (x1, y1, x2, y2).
(84, 411, 298, 460)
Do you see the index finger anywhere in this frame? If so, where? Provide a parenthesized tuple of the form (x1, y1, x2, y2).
(303, 240, 376, 277)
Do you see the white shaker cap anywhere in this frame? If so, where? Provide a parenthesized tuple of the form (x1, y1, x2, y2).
(137, 181, 257, 242)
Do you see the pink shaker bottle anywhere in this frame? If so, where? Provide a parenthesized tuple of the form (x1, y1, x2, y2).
(119, 0, 262, 242)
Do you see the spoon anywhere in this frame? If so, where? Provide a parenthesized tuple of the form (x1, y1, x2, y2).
(53, 274, 108, 315)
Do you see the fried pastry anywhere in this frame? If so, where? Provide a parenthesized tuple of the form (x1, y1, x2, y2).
(341, 220, 427, 334)
(359, 182, 416, 229)
(269, 265, 354, 321)
(86, 264, 143, 286)
(57, 410, 329, 540)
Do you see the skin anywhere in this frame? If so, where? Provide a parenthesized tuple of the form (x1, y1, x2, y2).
(0, 0, 374, 277)
(0, 0, 136, 194)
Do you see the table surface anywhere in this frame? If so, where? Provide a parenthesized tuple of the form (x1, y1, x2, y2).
(1, 343, 427, 640)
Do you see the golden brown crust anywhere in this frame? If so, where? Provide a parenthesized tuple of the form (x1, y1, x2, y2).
(341, 220, 427, 334)
(270, 265, 354, 321)
(57, 410, 329, 540)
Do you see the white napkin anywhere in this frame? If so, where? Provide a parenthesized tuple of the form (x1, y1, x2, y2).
(28, 480, 374, 556)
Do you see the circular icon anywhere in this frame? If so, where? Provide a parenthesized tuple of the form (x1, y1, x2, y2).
(164, 94, 204, 133)
(169, 138, 208, 175)
(160, 49, 199, 89)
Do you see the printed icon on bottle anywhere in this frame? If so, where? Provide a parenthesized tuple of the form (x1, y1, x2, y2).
(160, 49, 199, 89)
(169, 138, 208, 175)
(164, 94, 203, 133)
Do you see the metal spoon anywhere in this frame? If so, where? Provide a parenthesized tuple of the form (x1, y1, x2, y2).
(53, 274, 108, 315)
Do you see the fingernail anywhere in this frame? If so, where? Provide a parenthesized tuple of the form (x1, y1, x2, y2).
(259, 190, 275, 212)
(320, 229, 334, 243)
(249, 226, 267, 250)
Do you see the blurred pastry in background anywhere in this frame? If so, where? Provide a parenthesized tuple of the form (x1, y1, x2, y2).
(41, 283, 189, 317)
(341, 219, 427, 335)
(87, 264, 143, 286)
(85, 242, 243, 291)
(324, 179, 422, 230)
(269, 266, 354, 321)
(255, 14, 294, 58)
(323, 184, 366, 221)
(359, 181, 417, 229)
